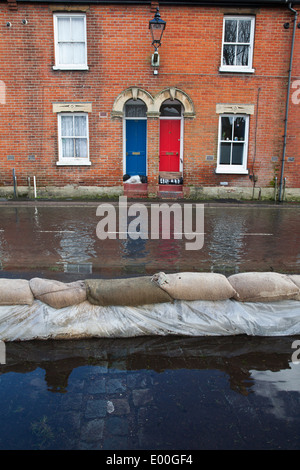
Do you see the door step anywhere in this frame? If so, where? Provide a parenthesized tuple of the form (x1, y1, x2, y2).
(123, 183, 184, 199)
(158, 184, 183, 199)
(158, 191, 184, 200)
(123, 183, 148, 198)
(159, 184, 182, 192)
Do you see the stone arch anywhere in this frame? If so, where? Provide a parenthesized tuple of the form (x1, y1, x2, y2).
(111, 87, 154, 118)
(154, 87, 195, 118)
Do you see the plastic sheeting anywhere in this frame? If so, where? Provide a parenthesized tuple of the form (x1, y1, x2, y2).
(0, 299, 300, 342)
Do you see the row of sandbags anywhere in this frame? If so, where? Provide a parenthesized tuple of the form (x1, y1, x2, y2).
(0, 272, 299, 310)
(152, 272, 300, 303)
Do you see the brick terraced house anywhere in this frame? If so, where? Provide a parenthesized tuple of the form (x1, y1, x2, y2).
(0, 0, 299, 201)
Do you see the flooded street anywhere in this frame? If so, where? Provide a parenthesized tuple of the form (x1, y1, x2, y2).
(0, 201, 300, 450)
(0, 201, 299, 277)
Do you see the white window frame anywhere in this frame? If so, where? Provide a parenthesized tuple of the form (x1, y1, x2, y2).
(219, 16, 255, 73)
(57, 112, 91, 166)
(216, 114, 249, 174)
(53, 13, 88, 70)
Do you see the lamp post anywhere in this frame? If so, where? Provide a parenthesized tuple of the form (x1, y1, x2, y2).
(149, 7, 166, 72)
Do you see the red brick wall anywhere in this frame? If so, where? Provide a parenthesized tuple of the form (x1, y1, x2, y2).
(0, 2, 299, 191)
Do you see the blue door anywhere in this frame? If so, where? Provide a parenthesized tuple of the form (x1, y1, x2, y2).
(126, 120, 147, 176)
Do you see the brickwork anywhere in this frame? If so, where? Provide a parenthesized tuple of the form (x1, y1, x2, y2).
(0, 1, 299, 195)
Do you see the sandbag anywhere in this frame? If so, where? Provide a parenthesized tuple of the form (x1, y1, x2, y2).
(0, 278, 34, 306)
(289, 275, 300, 301)
(29, 278, 87, 309)
(151, 272, 237, 301)
(228, 272, 300, 302)
(85, 277, 173, 307)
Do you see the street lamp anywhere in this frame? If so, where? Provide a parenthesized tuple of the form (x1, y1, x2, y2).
(149, 7, 166, 71)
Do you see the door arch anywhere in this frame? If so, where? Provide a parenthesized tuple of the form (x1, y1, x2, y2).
(159, 99, 183, 173)
(124, 98, 147, 177)
(154, 87, 195, 118)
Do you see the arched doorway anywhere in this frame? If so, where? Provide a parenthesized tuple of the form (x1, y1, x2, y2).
(124, 98, 147, 176)
(159, 99, 183, 173)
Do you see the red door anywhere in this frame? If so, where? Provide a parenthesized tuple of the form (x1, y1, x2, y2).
(159, 120, 180, 172)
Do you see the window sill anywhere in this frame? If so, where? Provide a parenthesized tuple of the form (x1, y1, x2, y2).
(215, 167, 248, 175)
(53, 65, 89, 71)
(219, 67, 255, 74)
(56, 160, 91, 166)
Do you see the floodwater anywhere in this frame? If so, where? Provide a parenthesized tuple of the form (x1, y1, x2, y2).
(0, 201, 299, 277)
(0, 201, 300, 451)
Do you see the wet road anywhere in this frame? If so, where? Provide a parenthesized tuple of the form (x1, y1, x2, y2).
(0, 200, 299, 451)
(0, 201, 299, 279)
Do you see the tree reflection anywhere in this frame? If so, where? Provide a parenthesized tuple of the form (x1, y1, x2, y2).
(223, 18, 251, 66)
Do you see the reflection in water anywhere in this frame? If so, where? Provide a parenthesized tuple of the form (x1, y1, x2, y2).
(0, 336, 300, 450)
(0, 232, 8, 271)
(153, 238, 182, 269)
(0, 204, 299, 276)
(55, 225, 96, 273)
(207, 209, 246, 274)
(251, 364, 300, 420)
(121, 238, 148, 261)
(1, 336, 296, 394)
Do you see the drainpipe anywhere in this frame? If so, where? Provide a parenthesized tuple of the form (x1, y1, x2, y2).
(279, 2, 298, 202)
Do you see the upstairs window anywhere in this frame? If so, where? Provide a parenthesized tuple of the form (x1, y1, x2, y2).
(53, 13, 88, 70)
(220, 16, 255, 73)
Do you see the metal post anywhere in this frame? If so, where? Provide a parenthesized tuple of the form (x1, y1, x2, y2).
(279, 3, 298, 202)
